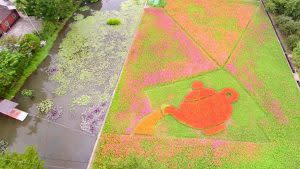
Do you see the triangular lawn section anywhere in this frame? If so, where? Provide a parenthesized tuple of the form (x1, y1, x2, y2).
(164, 0, 258, 65)
(225, 5, 300, 141)
(145, 69, 268, 142)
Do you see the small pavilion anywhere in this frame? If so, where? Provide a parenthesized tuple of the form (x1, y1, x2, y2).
(0, 99, 28, 121)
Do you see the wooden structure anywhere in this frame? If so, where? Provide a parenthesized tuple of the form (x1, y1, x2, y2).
(0, 99, 28, 121)
(0, 4, 20, 36)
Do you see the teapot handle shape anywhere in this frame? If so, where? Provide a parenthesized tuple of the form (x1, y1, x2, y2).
(221, 88, 239, 103)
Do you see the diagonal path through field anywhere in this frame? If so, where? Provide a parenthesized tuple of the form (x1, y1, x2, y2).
(164, 0, 259, 65)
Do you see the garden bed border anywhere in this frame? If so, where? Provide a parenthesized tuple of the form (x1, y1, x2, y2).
(260, 0, 300, 89)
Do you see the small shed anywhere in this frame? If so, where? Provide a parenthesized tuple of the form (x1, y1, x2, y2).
(0, 4, 20, 36)
(0, 99, 28, 121)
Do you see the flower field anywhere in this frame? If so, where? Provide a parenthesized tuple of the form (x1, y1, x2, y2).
(103, 7, 217, 135)
(92, 0, 300, 168)
(164, 0, 258, 65)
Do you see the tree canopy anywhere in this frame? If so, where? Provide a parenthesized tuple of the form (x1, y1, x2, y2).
(0, 146, 44, 169)
(16, 0, 74, 22)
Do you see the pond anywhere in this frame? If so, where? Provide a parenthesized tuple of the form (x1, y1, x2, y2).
(0, 0, 146, 168)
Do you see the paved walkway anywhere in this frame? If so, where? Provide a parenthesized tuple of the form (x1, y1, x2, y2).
(6, 12, 41, 37)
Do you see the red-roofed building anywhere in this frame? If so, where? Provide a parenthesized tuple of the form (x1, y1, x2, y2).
(0, 4, 19, 36)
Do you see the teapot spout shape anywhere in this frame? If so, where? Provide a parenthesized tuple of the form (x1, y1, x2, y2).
(163, 105, 180, 116)
(134, 109, 164, 135)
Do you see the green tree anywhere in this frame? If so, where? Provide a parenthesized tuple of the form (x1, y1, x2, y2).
(39, 21, 59, 40)
(293, 41, 300, 68)
(285, 0, 300, 20)
(286, 34, 300, 49)
(265, 0, 288, 15)
(16, 0, 37, 16)
(0, 36, 20, 52)
(275, 15, 300, 36)
(0, 146, 44, 169)
(0, 50, 30, 97)
(19, 33, 41, 55)
(34, 0, 74, 22)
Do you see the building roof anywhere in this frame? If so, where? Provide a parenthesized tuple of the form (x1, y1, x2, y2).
(0, 99, 18, 114)
(0, 5, 12, 22)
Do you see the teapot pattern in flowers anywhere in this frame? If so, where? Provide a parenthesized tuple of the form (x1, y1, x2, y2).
(134, 81, 239, 136)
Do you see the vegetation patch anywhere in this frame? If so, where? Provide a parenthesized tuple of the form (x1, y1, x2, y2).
(0, 146, 44, 169)
(148, 0, 166, 8)
(73, 95, 92, 106)
(21, 89, 34, 98)
(106, 18, 121, 25)
(37, 99, 54, 115)
(265, 0, 300, 67)
(74, 13, 85, 21)
(79, 6, 90, 12)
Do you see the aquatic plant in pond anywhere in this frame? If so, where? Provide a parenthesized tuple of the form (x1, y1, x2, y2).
(80, 103, 107, 134)
(45, 66, 59, 76)
(37, 99, 54, 115)
(73, 95, 91, 106)
(48, 0, 146, 132)
(0, 140, 8, 153)
(79, 6, 90, 12)
(74, 14, 85, 21)
(21, 89, 33, 97)
(46, 107, 63, 121)
(107, 18, 121, 25)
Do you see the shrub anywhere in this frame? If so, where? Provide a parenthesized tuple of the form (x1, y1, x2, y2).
(293, 42, 300, 68)
(284, 0, 300, 21)
(0, 36, 20, 52)
(266, 0, 300, 20)
(16, 0, 37, 16)
(0, 51, 29, 97)
(19, 34, 41, 55)
(275, 15, 292, 26)
(107, 18, 121, 25)
(275, 15, 300, 36)
(0, 145, 44, 169)
(21, 89, 34, 97)
(286, 34, 300, 49)
(39, 21, 58, 40)
(37, 99, 54, 115)
(265, 0, 288, 15)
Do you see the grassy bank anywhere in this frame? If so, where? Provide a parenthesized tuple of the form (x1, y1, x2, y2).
(4, 19, 68, 99)
(3, 0, 87, 100)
